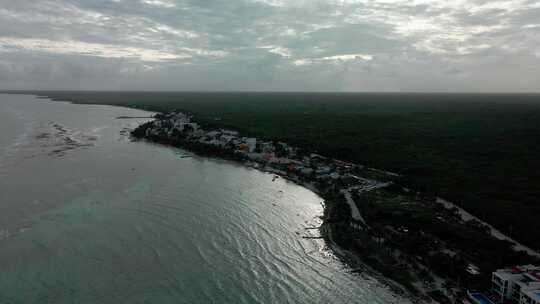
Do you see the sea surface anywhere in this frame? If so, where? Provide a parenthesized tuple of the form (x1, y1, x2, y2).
(0, 94, 409, 304)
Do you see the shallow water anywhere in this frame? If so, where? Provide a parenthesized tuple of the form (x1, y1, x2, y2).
(0, 94, 409, 304)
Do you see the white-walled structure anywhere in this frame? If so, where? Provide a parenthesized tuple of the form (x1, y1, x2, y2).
(492, 265, 540, 304)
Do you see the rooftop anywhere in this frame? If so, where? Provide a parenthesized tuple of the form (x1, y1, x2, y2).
(494, 265, 540, 281)
(523, 272, 540, 283)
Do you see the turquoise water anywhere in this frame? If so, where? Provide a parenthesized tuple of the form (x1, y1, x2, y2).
(469, 293, 495, 304)
(0, 95, 408, 303)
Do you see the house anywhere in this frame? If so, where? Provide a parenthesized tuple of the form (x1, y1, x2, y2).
(219, 135, 236, 146)
(245, 138, 257, 153)
(299, 167, 314, 176)
(238, 144, 250, 153)
(205, 131, 221, 138)
(201, 139, 221, 146)
(221, 129, 239, 136)
(181, 123, 199, 133)
(329, 172, 340, 180)
(246, 153, 265, 162)
(315, 166, 332, 175)
(466, 264, 481, 276)
(259, 142, 275, 154)
(310, 153, 327, 160)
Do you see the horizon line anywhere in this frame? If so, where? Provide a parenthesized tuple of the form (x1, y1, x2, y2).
(2, 90, 540, 95)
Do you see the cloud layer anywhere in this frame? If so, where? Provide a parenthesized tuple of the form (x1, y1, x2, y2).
(0, 0, 539, 91)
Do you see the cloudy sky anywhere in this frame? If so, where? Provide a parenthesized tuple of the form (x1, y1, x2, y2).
(0, 0, 539, 92)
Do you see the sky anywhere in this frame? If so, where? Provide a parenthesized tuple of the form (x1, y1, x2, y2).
(0, 0, 539, 92)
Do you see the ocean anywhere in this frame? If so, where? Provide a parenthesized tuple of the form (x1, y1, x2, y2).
(0, 94, 408, 303)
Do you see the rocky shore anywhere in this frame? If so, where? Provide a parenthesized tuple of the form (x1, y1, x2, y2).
(131, 111, 540, 304)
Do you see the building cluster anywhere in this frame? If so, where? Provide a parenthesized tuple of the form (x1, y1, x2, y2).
(491, 265, 540, 304)
(143, 111, 366, 187)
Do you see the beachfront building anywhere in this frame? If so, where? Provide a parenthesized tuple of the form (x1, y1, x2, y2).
(245, 138, 257, 153)
(221, 129, 239, 136)
(492, 265, 540, 303)
(521, 289, 540, 304)
(492, 267, 527, 302)
(259, 142, 274, 154)
(516, 273, 540, 304)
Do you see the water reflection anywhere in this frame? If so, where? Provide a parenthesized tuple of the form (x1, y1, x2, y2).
(0, 95, 409, 304)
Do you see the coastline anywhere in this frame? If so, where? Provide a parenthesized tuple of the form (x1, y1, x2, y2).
(133, 135, 426, 303)
(2, 94, 405, 304)
(127, 110, 540, 304)
(128, 111, 452, 303)
(322, 224, 417, 301)
(17, 94, 540, 304)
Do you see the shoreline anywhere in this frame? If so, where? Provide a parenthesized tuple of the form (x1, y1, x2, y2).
(18, 95, 540, 304)
(128, 110, 540, 304)
(134, 135, 425, 303)
(2, 94, 412, 303)
(129, 111, 456, 303)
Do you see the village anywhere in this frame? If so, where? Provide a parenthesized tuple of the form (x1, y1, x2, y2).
(136, 111, 371, 188)
(132, 111, 540, 304)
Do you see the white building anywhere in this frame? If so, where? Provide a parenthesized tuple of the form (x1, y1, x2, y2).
(521, 289, 540, 304)
(205, 131, 220, 138)
(245, 138, 257, 153)
(221, 129, 239, 136)
(516, 273, 540, 304)
(492, 265, 540, 304)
